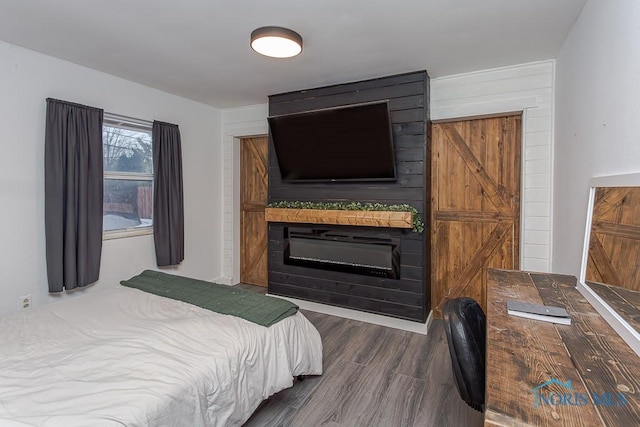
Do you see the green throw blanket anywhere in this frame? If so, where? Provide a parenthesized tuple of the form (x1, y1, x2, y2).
(120, 270, 298, 327)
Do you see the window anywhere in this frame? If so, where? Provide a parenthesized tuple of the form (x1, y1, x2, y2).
(102, 115, 153, 238)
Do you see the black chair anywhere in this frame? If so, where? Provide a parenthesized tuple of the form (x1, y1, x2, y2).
(442, 297, 486, 412)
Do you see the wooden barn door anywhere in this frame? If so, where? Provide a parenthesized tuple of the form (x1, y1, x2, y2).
(586, 186, 640, 291)
(240, 136, 268, 287)
(431, 115, 522, 317)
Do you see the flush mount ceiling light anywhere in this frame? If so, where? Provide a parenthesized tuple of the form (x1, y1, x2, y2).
(250, 26, 303, 58)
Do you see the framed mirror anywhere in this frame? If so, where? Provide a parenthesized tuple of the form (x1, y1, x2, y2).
(578, 173, 640, 357)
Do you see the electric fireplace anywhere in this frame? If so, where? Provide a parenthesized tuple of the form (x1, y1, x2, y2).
(284, 226, 400, 279)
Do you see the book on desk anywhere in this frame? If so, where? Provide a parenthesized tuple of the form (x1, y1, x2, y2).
(507, 300, 571, 325)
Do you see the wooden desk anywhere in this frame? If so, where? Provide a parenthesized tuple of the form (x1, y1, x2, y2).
(485, 269, 640, 426)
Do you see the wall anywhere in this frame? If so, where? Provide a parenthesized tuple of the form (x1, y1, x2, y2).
(220, 104, 269, 284)
(431, 60, 555, 272)
(222, 63, 556, 290)
(553, 0, 640, 275)
(222, 62, 557, 284)
(0, 41, 222, 315)
(267, 72, 429, 322)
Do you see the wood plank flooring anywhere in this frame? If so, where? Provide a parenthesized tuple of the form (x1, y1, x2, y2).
(238, 284, 483, 427)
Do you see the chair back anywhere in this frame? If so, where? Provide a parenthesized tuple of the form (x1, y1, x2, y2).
(443, 297, 486, 412)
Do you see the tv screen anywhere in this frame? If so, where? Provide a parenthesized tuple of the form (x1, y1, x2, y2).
(268, 101, 396, 182)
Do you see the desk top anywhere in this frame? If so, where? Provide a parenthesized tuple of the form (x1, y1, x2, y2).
(485, 269, 640, 426)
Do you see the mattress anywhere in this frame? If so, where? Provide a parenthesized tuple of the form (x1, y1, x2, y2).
(0, 285, 323, 426)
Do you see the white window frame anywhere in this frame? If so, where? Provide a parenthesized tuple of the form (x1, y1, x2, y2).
(102, 113, 154, 240)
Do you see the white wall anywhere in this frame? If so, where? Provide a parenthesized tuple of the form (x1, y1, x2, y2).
(220, 104, 268, 284)
(553, 0, 640, 275)
(0, 41, 222, 315)
(221, 61, 555, 284)
(430, 60, 555, 272)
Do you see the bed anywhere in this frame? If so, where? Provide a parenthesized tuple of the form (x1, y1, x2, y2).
(0, 274, 323, 426)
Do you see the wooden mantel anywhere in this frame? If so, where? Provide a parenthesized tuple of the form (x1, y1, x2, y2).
(264, 208, 413, 229)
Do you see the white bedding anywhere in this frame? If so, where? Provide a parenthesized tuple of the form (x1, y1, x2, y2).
(0, 285, 323, 426)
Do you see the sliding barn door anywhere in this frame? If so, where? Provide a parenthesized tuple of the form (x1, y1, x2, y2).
(240, 136, 269, 287)
(431, 115, 521, 317)
(586, 187, 640, 291)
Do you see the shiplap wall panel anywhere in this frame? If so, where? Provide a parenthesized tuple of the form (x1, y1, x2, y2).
(221, 104, 269, 285)
(221, 61, 553, 293)
(431, 60, 554, 272)
(267, 71, 430, 322)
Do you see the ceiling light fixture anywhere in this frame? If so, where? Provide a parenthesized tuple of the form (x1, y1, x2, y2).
(250, 26, 303, 58)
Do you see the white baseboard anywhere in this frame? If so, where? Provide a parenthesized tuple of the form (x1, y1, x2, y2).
(213, 276, 234, 285)
(268, 293, 433, 335)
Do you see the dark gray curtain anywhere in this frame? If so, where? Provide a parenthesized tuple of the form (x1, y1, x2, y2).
(153, 121, 184, 266)
(45, 98, 104, 292)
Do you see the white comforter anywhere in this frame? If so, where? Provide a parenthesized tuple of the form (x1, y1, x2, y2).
(0, 286, 323, 426)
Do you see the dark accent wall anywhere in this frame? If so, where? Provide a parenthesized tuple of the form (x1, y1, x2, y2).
(267, 71, 430, 322)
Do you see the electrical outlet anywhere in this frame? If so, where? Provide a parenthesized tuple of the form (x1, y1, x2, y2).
(20, 294, 31, 310)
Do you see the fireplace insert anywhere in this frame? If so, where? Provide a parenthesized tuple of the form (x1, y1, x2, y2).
(283, 226, 400, 279)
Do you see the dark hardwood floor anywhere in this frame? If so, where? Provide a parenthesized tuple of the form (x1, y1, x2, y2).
(237, 284, 483, 427)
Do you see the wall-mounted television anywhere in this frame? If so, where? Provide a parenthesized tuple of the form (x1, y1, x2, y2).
(267, 101, 396, 183)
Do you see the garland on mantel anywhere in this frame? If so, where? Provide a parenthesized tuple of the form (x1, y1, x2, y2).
(267, 201, 424, 233)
